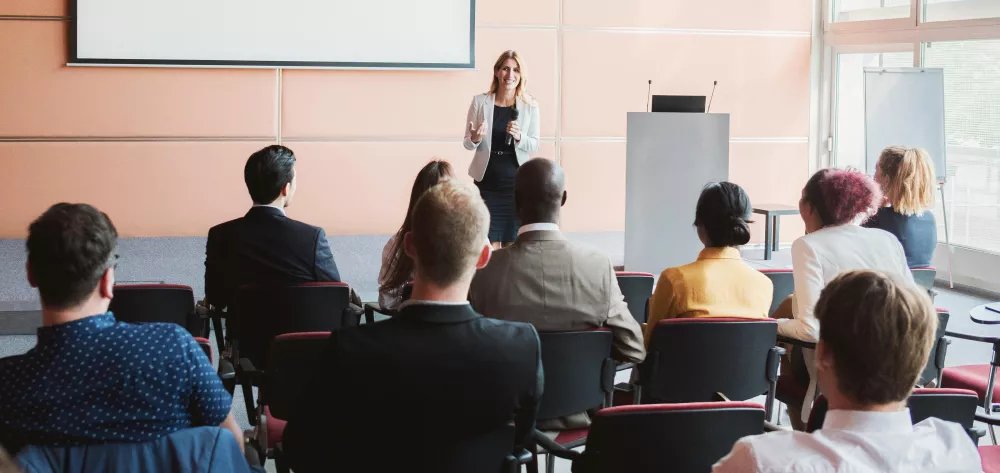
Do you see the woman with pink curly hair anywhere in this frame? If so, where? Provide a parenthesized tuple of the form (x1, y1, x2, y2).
(778, 168, 915, 429)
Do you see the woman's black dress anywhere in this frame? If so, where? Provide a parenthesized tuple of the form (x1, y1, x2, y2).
(476, 105, 520, 243)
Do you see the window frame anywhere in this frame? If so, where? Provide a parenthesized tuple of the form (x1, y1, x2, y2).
(815, 0, 1000, 288)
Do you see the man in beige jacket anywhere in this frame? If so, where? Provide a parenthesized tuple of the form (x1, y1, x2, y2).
(469, 158, 646, 429)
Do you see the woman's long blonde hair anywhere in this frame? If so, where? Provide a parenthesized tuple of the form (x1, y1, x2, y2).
(875, 146, 936, 216)
(488, 50, 534, 105)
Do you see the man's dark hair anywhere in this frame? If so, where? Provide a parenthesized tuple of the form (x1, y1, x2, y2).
(515, 158, 565, 225)
(245, 145, 297, 204)
(27, 203, 118, 310)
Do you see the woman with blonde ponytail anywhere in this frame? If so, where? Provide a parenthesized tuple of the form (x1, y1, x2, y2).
(863, 146, 938, 267)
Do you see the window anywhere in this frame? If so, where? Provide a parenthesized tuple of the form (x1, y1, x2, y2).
(924, 39, 1000, 253)
(833, 50, 915, 171)
(832, 0, 911, 22)
(923, 0, 1000, 22)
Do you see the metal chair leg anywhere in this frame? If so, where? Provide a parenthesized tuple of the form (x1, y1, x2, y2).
(545, 452, 555, 473)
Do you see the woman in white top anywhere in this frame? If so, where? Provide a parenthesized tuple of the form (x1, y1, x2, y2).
(377, 160, 454, 310)
(463, 50, 541, 248)
(779, 168, 913, 427)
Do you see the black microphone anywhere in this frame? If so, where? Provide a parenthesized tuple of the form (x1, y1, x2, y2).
(506, 108, 520, 146)
(706, 80, 718, 113)
(646, 79, 652, 112)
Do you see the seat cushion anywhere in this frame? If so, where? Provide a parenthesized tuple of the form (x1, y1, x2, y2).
(775, 375, 807, 405)
(553, 427, 589, 446)
(980, 445, 1000, 473)
(942, 365, 1000, 403)
(264, 406, 287, 450)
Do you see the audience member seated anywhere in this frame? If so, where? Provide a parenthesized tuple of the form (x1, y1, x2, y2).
(205, 145, 357, 312)
(863, 146, 938, 268)
(645, 182, 772, 344)
(469, 157, 644, 429)
(378, 160, 454, 311)
(776, 168, 913, 427)
(0, 204, 241, 455)
(713, 270, 981, 472)
(282, 181, 543, 473)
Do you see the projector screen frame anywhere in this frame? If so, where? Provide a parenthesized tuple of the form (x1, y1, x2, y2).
(67, 0, 476, 70)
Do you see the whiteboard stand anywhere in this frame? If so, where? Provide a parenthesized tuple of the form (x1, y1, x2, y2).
(938, 182, 954, 288)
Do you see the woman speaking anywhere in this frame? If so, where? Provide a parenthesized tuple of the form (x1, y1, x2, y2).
(463, 50, 541, 247)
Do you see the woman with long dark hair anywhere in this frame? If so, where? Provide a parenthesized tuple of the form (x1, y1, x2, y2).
(377, 160, 454, 310)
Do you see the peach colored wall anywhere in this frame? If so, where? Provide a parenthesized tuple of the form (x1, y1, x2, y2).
(0, 0, 812, 241)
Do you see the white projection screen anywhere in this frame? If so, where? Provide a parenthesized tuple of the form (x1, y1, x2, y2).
(71, 0, 475, 69)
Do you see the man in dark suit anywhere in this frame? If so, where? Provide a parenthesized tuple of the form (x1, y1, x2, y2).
(282, 181, 543, 473)
(204, 145, 342, 312)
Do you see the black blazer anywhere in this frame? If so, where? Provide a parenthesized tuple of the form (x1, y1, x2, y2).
(282, 303, 543, 473)
(863, 206, 937, 268)
(204, 206, 341, 310)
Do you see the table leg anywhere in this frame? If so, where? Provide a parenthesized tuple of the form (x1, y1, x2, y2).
(764, 215, 773, 261)
(773, 216, 781, 252)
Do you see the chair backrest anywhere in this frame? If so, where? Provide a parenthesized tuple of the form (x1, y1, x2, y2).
(263, 332, 331, 421)
(578, 402, 765, 473)
(640, 318, 778, 403)
(808, 388, 979, 440)
(109, 284, 197, 334)
(758, 269, 793, 316)
(919, 310, 950, 386)
(232, 282, 350, 368)
(911, 267, 937, 291)
(536, 329, 615, 420)
(615, 272, 655, 324)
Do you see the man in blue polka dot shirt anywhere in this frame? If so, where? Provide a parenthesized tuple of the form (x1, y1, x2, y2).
(0, 203, 242, 455)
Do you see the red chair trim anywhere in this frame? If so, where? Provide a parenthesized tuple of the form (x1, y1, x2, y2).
(114, 284, 193, 291)
(656, 317, 776, 325)
(913, 387, 979, 397)
(615, 272, 655, 278)
(597, 401, 764, 415)
(538, 327, 612, 333)
(757, 268, 792, 274)
(936, 308, 949, 313)
(237, 282, 350, 290)
(273, 331, 332, 341)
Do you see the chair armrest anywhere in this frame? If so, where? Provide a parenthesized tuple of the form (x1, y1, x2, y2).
(777, 335, 816, 350)
(766, 346, 784, 384)
(975, 412, 1000, 426)
(218, 359, 237, 381)
(530, 430, 581, 461)
(615, 362, 634, 372)
(970, 425, 987, 442)
(363, 303, 379, 325)
(934, 337, 951, 370)
(237, 358, 264, 384)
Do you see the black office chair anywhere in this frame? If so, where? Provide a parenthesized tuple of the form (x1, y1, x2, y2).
(109, 284, 204, 336)
(227, 282, 354, 424)
(615, 272, 654, 324)
(758, 269, 794, 316)
(638, 318, 783, 422)
(528, 329, 615, 473)
(559, 402, 766, 473)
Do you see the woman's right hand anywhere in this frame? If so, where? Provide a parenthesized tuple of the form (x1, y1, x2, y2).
(468, 120, 487, 144)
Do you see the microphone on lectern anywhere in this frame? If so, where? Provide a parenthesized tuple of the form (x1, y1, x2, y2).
(707, 80, 718, 113)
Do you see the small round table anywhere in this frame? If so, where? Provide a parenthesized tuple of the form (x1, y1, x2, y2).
(970, 303, 1000, 325)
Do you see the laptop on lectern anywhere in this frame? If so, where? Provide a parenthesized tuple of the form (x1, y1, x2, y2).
(651, 95, 707, 113)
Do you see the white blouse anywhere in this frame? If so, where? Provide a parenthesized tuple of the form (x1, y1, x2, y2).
(780, 224, 914, 342)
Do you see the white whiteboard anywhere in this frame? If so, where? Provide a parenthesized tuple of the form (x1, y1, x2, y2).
(864, 67, 947, 182)
(71, 0, 475, 69)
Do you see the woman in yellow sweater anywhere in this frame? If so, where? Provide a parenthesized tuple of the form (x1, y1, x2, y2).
(644, 182, 773, 345)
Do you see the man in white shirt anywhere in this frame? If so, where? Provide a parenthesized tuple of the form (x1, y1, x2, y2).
(713, 270, 982, 473)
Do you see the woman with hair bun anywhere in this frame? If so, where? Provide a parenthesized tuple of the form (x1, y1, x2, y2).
(778, 168, 914, 428)
(644, 182, 773, 345)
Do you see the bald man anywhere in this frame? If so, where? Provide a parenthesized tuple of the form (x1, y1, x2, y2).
(470, 158, 645, 430)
